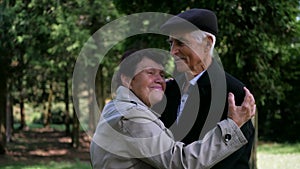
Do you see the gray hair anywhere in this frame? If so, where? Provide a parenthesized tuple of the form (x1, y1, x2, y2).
(190, 30, 216, 56)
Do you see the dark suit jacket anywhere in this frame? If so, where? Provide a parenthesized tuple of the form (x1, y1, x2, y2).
(158, 59, 255, 169)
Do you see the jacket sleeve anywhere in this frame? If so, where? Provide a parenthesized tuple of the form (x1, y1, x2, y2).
(121, 116, 248, 169)
(213, 74, 255, 169)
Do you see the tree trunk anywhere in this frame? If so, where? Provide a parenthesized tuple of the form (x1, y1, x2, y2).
(64, 76, 70, 135)
(89, 65, 103, 134)
(250, 112, 258, 169)
(95, 66, 105, 131)
(88, 86, 96, 134)
(41, 82, 47, 126)
(44, 83, 53, 128)
(71, 76, 80, 148)
(19, 94, 25, 129)
(6, 88, 12, 142)
(0, 64, 7, 154)
(72, 98, 80, 148)
(18, 79, 26, 130)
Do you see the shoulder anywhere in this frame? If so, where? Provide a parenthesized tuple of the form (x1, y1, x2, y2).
(225, 72, 245, 90)
(100, 100, 163, 135)
(166, 77, 178, 86)
(225, 72, 244, 85)
(225, 72, 246, 104)
(101, 100, 156, 126)
(165, 77, 181, 96)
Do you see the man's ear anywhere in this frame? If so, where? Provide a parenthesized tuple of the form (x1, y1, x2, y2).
(205, 36, 213, 53)
(121, 74, 131, 88)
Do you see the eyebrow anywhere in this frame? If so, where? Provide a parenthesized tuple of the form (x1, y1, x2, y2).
(140, 66, 165, 71)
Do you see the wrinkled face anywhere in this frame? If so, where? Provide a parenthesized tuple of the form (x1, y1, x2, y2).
(129, 57, 166, 107)
(168, 32, 211, 76)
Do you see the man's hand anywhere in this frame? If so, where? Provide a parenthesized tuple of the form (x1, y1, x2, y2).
(228, 87, 256, 127)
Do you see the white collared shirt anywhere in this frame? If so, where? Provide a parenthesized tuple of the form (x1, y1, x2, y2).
(177, 70, 206, 123)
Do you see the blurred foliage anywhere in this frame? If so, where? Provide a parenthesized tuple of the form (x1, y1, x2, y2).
(0, 0, 299, 144)
(113, 0, 300, 143)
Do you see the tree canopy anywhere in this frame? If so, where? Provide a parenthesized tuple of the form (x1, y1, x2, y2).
(0, 0, 299, 154)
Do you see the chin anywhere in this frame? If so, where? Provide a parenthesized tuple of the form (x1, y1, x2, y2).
(149, 91, 164, 106)
(176, 65, 189, 72)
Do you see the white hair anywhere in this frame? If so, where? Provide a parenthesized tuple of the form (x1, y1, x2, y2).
(190, 30, 216, 56)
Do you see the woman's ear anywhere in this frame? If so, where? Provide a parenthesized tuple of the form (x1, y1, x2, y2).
(121, 74, 131, 88)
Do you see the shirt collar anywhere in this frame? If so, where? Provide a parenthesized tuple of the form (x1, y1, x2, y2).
(116, 86, 147, 106)
(189, 70, 206, 85)
(115, 86, 161, 117)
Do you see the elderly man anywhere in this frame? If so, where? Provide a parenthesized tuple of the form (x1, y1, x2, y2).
(159, 8, 255, 169)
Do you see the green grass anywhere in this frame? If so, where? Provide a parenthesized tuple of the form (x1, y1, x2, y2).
(258, 142, 300, 154)
(14, 123, 67, 131)
(0, 160, 91, 169)
(257, 142, 300, 169)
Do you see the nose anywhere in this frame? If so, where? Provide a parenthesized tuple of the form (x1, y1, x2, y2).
(154, 74, 164, 84)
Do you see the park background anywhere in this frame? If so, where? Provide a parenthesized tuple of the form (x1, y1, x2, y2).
(0, 0, 300, 168)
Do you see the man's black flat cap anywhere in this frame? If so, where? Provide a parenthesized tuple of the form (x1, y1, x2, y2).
(161, 8, 218, 36)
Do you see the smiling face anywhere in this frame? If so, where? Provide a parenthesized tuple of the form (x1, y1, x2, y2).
(123, 57, 166, 107)
(168, 31, 212, 77)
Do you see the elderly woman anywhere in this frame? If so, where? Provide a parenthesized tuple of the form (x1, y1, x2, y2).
(90, 49, 256, 169)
